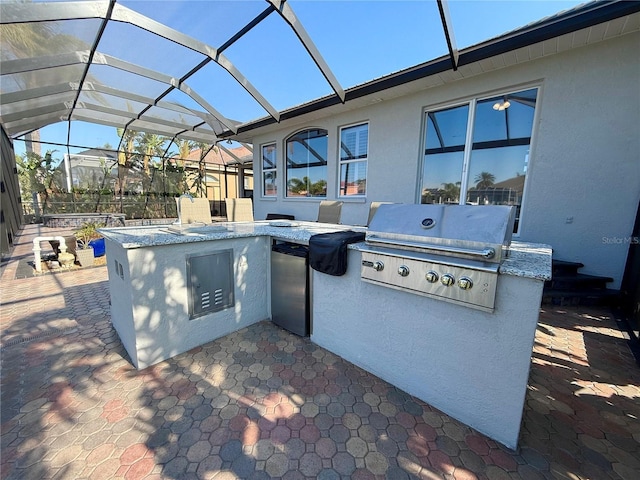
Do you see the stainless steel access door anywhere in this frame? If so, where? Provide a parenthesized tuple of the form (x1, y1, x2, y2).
(186, 249, 234, 319)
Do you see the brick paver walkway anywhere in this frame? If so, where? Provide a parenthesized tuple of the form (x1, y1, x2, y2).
(1, 224, 639, 479)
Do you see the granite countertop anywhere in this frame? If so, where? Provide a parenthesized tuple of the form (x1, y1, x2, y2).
(500, 242, 552, 280)
(99, 221, 361, 249)
(99, 222, 551, 281)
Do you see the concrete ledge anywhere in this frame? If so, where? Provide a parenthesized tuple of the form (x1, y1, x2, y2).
(42, 213, 125, 228)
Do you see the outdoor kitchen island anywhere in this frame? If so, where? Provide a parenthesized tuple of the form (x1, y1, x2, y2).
(100, 219, 551, 450)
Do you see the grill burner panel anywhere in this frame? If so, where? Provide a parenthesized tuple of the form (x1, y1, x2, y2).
(361, 249, 498, 312)
(361, 204, 515, 312)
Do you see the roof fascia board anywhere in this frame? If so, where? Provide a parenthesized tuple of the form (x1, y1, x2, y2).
(268, 0, 345, 103)
(0, 1, 108, 24)
(458, 0, 640, 66)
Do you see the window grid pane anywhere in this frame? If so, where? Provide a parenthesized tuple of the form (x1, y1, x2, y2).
(340, 161, 367, 196)
(339, 123, 368, 197)
(262, 143, 277, 197)
(421, 88, 538, 233)
(286, 129, 328, 197)
(421, 105, 468, 204)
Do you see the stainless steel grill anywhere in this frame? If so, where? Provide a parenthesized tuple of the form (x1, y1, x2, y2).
(360, 204, 516, 312)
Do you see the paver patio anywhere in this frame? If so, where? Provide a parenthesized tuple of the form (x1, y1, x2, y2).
(1, 224, 639, 479)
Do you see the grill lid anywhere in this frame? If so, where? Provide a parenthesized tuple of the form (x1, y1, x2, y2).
(366, 204, 516, 263)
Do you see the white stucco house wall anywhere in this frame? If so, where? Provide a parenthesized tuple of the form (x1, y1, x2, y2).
(230, 8, 640, 292)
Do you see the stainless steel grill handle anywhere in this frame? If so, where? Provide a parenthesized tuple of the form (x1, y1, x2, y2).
(366, 236, 496, 259)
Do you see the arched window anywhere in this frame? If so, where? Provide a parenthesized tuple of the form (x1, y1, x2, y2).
(285, 128, 328, 198)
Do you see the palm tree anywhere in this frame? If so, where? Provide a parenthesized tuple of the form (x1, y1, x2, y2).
(440, 182, 461, 203)
(162, 139, 193, 198)
(309, 179, 327, 196)
(15, 150, 64, 214)
(174, 139, 195, 161)
(115, 128, 139, 206)
(287, 177, 308, 195)
(474, 171, 496, 189)
(136, 133, 168, 173)
(187, 143, 215, 197)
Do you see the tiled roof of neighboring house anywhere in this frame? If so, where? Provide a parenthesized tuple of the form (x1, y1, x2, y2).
(181, 145, 253, 166)
(493, 175, 526, 191)
(73, 148, 117, 160)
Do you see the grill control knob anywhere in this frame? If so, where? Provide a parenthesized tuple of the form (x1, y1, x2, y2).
(398, 265, 410, 277)
(373, 261, 384, 272)
(441, 273, 455, 286)
(458, 277, 473, 290)
(425, 270, 439, 283)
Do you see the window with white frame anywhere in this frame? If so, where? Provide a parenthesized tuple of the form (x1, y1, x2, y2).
(286, 129, 328, 197)
(421, 87, 538, 233)
(261, 143, 277, 197)
(339, 123, 368, 196)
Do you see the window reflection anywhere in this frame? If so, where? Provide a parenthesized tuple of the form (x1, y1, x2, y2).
(421, 88, 538, 233)
(286, 129, 328, 197)
(339, 123, 368, 196)
(262, 143, 277, 197)
(421, 105, 468, 204)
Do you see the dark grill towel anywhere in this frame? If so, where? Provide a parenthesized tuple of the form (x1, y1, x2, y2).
(309, 230, 365, 276)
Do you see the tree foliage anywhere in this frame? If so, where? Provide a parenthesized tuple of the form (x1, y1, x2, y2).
(473, 171, 496, 189)
(287, 176, 327, 196)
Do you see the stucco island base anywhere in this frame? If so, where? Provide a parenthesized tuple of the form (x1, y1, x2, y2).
(311, 249, 545, 450)
(105, 235, 270, 370)
(101, 222, 549, 451)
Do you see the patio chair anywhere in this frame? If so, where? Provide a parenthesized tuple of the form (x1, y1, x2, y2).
(225, 198, 254, 222)
(317, 200, 343, 224)
(367, 202, 394, 226)
(176, 196, 212, 224)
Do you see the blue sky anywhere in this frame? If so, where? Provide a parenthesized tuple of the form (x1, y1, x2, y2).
(13, 0, 586, 158)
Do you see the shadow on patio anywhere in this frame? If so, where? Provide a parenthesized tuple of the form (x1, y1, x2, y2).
(1, 226, 639, 479)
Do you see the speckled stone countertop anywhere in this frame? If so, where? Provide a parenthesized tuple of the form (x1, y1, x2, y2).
(499, 242, 552, 280)
(99, 222, 551, 281)
(99, 221, 361, 248)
